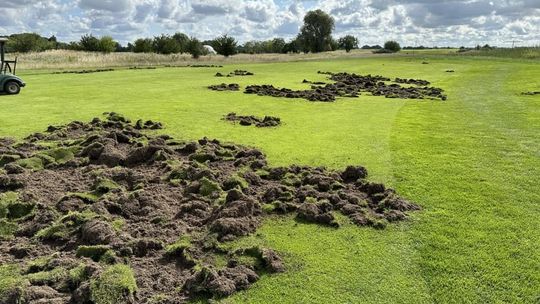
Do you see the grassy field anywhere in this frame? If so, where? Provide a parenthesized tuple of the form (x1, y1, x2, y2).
(1, 55, 539, 303)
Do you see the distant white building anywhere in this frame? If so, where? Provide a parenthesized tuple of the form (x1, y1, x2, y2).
(203, 45, 217, 55)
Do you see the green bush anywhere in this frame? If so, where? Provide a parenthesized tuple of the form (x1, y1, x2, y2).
(6, 33, 56, 52)
(186, 37, 204, 59)
(338, 35, 358, 53)
(152, 35, 180, 54)
(98, 36, 117, 53)
(133, 38, 153, 53)
(212, 34, 238, 57)
(384, 40, 401, 53)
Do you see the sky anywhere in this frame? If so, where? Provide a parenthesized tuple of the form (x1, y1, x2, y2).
(0, 0, 539, 47)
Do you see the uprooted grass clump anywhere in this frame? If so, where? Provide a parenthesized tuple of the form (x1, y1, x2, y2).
(215, 70, 254, 77)
(208, 83, 240, 91)
(52, 68, 115, 75)
(0, 113, 419, 303)
(244, 71, 446, 102)
(224, 112, 281, 127)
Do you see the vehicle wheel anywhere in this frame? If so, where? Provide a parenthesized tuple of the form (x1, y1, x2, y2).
(4, 81, 21, 95)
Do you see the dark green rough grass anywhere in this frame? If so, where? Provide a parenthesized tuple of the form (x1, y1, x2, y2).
(0, 56, 539, 303)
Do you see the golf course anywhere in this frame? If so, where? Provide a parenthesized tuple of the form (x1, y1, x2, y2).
(1, 52, 538, 303)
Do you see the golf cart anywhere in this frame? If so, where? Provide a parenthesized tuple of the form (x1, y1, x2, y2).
(0, 37, 25, 95)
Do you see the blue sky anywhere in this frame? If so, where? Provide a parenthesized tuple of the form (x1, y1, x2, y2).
(1, 0, 539, 47)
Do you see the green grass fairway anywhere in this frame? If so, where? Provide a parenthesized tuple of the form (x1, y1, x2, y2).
(1, 56, 539, 303)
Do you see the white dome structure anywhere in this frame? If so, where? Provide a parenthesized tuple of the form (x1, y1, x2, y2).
(203, 45, 217, 55)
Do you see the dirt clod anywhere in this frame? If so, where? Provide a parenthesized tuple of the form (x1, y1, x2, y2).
(243, 72, 446, 101)
(224, 112, 281, 127)
(208, 83, 240, 91)
(0, 114, 419, 303)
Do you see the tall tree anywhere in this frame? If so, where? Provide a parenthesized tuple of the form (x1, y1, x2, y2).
(173, 32, 190, 53)
(384, 40, 401, 52)
(79, 34, 100, 52)
(98, 36, 117, 53)
(212, 34, 237, 57)
(7, 33, 56, 52)
(338, 35, 358, 52)
(186, 37, 204, 58)
(133, 38, 154, 53)
(152, 34, 180, 54)
(297, 10, 335, 53)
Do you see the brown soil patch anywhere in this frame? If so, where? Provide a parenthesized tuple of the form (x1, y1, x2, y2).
(244, 72, 446, 102)
(0, 113, 419, 303)
(129, 66, 158, 70)
(208, 83, 240, 91)
(188, 65, 223, 68)
(52, 69, 115, 75)
(394, 78, 430, 86)
(216, 70, 255, 77)
(224, 113, 281, 127)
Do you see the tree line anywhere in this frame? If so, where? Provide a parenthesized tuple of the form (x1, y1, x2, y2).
(3, 10, 403, 57)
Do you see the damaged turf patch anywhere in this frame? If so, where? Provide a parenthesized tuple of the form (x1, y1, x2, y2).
(224, 113, 281, 128)
(0, 114, 420, 303)
(208, 83, 240, 91)
(243, 72, 447, 102)
(90, 264, 137, 304)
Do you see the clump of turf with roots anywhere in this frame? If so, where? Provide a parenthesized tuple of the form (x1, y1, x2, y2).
(0, 112, 419, 303)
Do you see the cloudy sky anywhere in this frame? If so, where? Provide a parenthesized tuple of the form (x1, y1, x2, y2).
(1, 0, 539, 47)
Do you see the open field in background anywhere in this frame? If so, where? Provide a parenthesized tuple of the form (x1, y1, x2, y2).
(15, 47, 538, 71)
(458, 46, 540, 59)
(16, 49, 382, 70)
(1, 54, 539, 303)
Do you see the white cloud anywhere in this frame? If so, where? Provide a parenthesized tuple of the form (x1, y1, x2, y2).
(0, 0, 537, 46)
(79, 0, 133, 13)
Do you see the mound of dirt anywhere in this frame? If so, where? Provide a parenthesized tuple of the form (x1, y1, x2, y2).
(208, 83, 240, 91)
(394, 78, 430, 86)
(216, 70, 254, 77)
(129, 66, 157, 70)
(245, 84, 341, 102)
(224, 113, 281, 127)
(0, 113, 419, 303)
(189, 64, 224, 68)
(52, 69, 115, 75)
(244, 72, 446, 102)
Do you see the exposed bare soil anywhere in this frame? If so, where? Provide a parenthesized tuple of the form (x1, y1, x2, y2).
(244, 72, 446, 102)
(224, 113, 281, 127)
(215, 70, 255, 77)
(208, 84, 240, 91)
(0, 113, 419, 303)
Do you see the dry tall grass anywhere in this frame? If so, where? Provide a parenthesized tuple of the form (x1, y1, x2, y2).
(17, 47, 535, 71)
(16, 49, 384, 70)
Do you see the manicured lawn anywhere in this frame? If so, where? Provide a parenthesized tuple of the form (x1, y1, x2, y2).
(1, 55, 539, 303)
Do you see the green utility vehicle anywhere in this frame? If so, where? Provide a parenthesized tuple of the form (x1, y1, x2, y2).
(0, 37, 25, 95)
